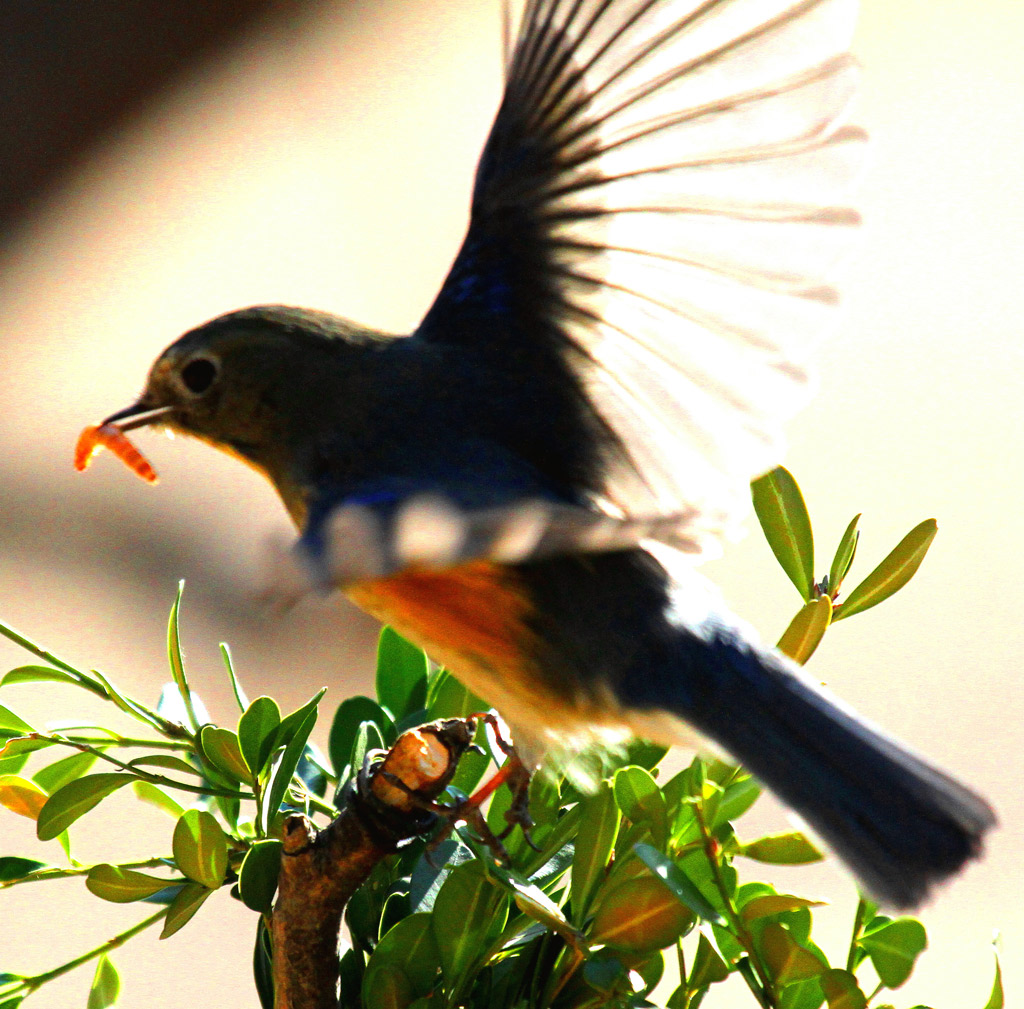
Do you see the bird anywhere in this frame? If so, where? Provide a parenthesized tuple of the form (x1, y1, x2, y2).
(87, 0, 994, 909)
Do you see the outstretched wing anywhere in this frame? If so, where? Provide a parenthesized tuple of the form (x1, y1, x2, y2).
(416, 0, 864, 557)
(298, 492, 695, 586)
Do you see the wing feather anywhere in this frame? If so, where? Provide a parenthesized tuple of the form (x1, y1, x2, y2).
(417, 0, 865, 556)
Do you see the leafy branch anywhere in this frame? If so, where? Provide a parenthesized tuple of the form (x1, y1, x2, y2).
(0, 471, 1000, 1009)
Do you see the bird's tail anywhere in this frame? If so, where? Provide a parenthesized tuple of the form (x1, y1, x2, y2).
(622, 623, 996, 909)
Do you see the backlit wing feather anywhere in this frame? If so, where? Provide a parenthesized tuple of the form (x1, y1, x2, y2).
(416, 0, 864, 557)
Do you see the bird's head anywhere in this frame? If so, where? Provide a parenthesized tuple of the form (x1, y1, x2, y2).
(99, 305, 391, 521)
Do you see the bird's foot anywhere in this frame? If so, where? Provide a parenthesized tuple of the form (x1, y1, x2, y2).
(388, 712, 538, 861)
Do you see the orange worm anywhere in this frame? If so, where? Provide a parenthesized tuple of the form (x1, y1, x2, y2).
(74, 424, 158, 484)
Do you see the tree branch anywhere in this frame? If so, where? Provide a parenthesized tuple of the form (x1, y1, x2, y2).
(271, 718, 474, 1009)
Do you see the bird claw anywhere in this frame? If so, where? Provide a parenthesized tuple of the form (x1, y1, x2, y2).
(494, 761, 540, 851)
(412, 713, 539, 862)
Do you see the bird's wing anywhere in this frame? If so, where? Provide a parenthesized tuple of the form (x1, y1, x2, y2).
(297, 486, 693, 586)
(416, 0, 865, 558)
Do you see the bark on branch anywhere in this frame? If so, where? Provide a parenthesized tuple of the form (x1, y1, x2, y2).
(270, 718, 474, 1009)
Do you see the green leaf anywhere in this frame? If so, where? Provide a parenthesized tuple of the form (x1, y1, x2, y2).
(828, 515, 861, 596)
(408, 840, 472, 914)
(752, 466, 815, 600)
(0, 737, 52, 763)
(0, 775, 49, 820)
(633, 844, 723, 924)
(983, 949, 1004, 1009)
(253, 917, 274, 1009)
(378, 887, 410, 944)
(682, 848, 735, 917)
(582, 957, 627, 995)
(46, 721, 119, 738)
(54, 829, 73, 861)
(238, 840, 283, 914)
(376, 627, 429, 719)
(613, 766, 668, 847)
(483, 767, 517, 841)
(715, 772, 761, 826)
(215, 792, 241, 833)
(198, 726, 252, 783)
(694, 779, 724, 829)
(736, 880, 774, 904)
(632, 950, 666, 996)
(783, 976, 832, 1009)
(820, 969, 868, 1009)
(346, 883, 376, 952)
(37, 773, 131, 839)
(570, 781, 620, 923)
(0, 857, 50, 882)
(742, 894, 824, 921)
(426, 669, 488, 720)
(760, 922, 826, 985)
(445, 720, 489, 798)
(172, 810, 228, 889)
(858, 917, 927, 988)
(166, 581, 200, 732)
(688, 929, 730, 988)
(0, 746, 31, 776)
(32, 750, 101, 794)
(362, 964, 413, 1009)
(622, 738, 670, 771)
(524, 769, 562, 836)
(348, 720, 385, 785)
(160, 880, 215, 939)
(741, 832, 823, 865)
(87, 954, 120, 1009)
(833, 520, 937, 621)
(92, 670, 168, 732)
(511, 879, 577, 939)
(591, 875, 695, 952)
(431, 860, 507, 985)
(219, 642, 249, 713)
(484, 857, 580, 944)
(0, 705, 34, 738)
(127, 754, 201, 776)
(776, 596, 832, 665)
(238, 697, 281, 777)
(667, 981, 689, 1007)
(1, 666, 80, 688)
(0, 976, 25, 1002)
(263, 708, 318, 829)
(86, 864, 181, 903)
(504, 819, 575, 897)
(272, 689, 327, 754)
(363, 913, 441, 1007)
(132, 781, 184, 818)
(295, 743, 331, 797)
(328, 696, 394, 777)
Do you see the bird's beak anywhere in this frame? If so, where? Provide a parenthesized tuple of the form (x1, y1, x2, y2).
(76, 399, 175, 482)
(99, 401, 175, 432)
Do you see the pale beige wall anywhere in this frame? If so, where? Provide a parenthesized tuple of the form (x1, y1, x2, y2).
(1, 1, 1019, 1004)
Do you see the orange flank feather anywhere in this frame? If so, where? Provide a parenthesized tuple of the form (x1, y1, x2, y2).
(74, 424, 158, 484)
(348, 561, 534, 675)
(347, 560, 573, 724)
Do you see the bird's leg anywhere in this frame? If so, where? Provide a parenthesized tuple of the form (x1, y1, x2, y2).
(471, 714, 538, 847)
(383, 713, 539, 860)
(375, 765, 510, 862)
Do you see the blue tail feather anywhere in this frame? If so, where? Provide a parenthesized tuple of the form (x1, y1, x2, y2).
(620, 620, 995, 909)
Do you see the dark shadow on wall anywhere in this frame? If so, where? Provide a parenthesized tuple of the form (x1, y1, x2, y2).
(0, 0, 306, 232)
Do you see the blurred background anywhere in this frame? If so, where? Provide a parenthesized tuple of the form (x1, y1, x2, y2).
(0, 0, 1019, 1004)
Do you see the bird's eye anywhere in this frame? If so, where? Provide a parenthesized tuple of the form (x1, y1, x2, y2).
(179, 356, 219, 396)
